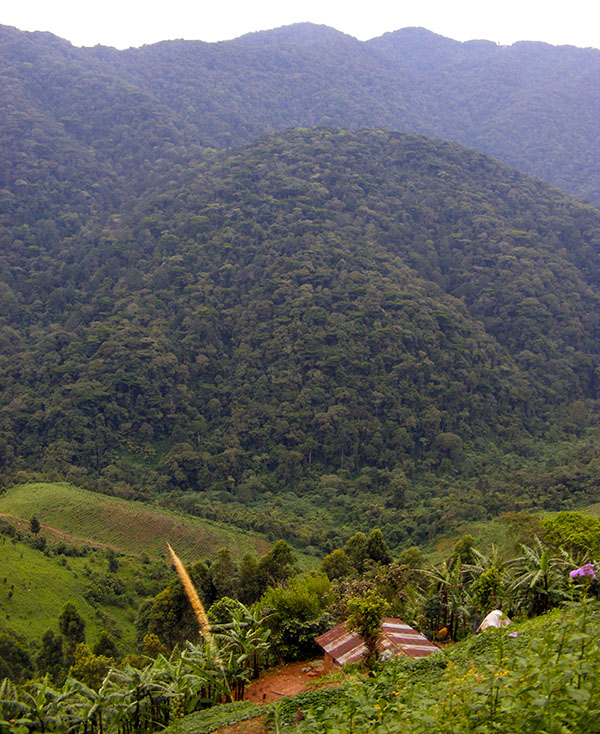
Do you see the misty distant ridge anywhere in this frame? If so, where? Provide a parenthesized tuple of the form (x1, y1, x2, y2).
(1, 20, 600, 205)
(3, 20, 598, 52)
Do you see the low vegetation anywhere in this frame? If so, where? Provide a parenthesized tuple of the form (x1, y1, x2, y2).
(1, 508, 598, 732)
(286, 600, 600, 732)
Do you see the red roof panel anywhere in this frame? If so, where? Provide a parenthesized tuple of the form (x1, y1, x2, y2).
(315, 617, 439, 666)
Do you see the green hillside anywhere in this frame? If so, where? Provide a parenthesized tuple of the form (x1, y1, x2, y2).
(0, 535, 151, 648)
(0, 482, 316, 651)
(0, 482, 271, 561)
(2, 129, 600, 547)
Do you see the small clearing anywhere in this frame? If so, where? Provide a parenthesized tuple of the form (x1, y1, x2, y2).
(244, 660, 328, 704)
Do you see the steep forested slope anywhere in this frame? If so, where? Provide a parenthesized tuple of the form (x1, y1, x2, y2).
(1, 23, 599, 206)
(3, 19, 600, 544)
(2, 128, 600, 550)
(368, 29, 600, 206)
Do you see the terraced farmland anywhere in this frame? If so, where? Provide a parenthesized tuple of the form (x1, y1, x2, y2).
(0, 482, 271, 562)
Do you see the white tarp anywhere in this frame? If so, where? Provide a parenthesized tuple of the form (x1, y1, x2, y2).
(476, 609, 511, 633)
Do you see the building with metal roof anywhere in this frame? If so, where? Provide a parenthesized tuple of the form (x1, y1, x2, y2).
(315, 617, 439, 670)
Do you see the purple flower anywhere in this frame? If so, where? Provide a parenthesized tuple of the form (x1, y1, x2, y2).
(569, 563, 597, 580)
(508, 632, 519, 638)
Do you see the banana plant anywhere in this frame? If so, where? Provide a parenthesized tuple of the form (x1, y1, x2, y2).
(180, 639, 233, 705)
(0, 676, 77, 733)
(149, 652, 204, 720)
(105, 663, 163, 733)
(422, 558, 473, 640)
(66, 674, 126, 734)
(214, 604, 272, 680)
(506, 538, 573, 616)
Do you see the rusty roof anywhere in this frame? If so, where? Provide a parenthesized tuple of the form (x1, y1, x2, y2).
(315, 617, 439, 666)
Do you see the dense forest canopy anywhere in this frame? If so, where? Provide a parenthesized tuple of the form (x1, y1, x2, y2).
(1, 23, 600, 205)
(2, 120, 600, 546)
(3, 22, 600, 733)
(3, 20, 600, 546)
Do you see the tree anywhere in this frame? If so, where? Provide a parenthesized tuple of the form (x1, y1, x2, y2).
(213, 603, 272, 686)
(92, 631, 119, 660)
(238, 553, 261, 604)
(261, 573, 332, 661)
(210, 547, 238, 599)
(507, 539, 572, 616)
(450, 535, 477, 566)
(344, 532, 369, 573)
(542, 512, 600, 558)
(58, 602, 86, 644)
(346, 591, 389, 670)
(208, 596, 245, 625)
(36, 629, 65, 683)
(386, 469, 409, 508)
(321, 548, 353, 580)
(4, 675, 76, 733)
(0, 632, 33, 682)
(141, 560, 212, 648)
(106, 548, 119, 574)
(29, 515, 41, 535)
(59, 602, 86, 667)
(258, 540, 297, 587)
(366, 529, 392, 565)
(70, 643, 113, 690)
(423, 559, 472, 640)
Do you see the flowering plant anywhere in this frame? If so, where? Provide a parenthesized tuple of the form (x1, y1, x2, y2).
(569, 563, 597, 580)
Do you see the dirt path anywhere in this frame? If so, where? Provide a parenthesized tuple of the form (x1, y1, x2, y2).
(244, 659, 326, 704)
(215, 717, 267, 734)
(211, 661, 330, 733)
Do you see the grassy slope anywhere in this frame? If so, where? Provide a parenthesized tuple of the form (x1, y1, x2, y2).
(0, 537, 133, 646)
(0, 482, 272, 562)
(0, 482, 318, 647)
(427, 498, 600, 563)
(579, 503, 600, 519)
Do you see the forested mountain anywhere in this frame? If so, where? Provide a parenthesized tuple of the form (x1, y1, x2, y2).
(1, 23, 600, 206)
(3, 20, 600, 547)
(2, 121, 600, 547)
(6, 23, 600, 722)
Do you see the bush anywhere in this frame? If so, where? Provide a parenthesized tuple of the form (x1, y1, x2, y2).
(260, 572, 332, 660)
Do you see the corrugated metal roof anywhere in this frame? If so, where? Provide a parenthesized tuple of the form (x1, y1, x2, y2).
(315, 617, 439, 666)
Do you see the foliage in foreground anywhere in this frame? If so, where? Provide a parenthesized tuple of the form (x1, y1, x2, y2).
(0, 603, 270, 734)
(160, 700, 265, 734)
(289, 599, 600, 733)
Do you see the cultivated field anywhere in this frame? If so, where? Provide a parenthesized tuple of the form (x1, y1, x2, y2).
(0, 482, 271, 562)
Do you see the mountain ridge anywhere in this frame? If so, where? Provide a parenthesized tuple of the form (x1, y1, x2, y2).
(3, 20, 600, 543)
(2, 22, 599, 205)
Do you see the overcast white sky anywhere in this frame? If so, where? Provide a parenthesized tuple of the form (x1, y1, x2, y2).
(3, 0, 600, 50)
